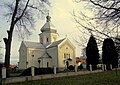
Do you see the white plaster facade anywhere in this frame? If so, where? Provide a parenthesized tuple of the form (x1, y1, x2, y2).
(19, 15, 76, 70)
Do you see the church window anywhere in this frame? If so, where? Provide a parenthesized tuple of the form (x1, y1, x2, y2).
(47, 38, 48, 42)
(64, 53, 69, 58)
(64, 53, 71, 60)
(47, 62, 49, 67)
(69, 54, 70, 58)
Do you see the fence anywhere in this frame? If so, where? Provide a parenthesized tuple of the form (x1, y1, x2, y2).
(2, 65, 120, 84)
(5, 70, 102, 84)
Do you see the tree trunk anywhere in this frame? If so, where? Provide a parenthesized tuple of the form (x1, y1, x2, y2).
(4, 42, 11, 77)
(3, 0, 18, 77)
(4, 27, 14, 78)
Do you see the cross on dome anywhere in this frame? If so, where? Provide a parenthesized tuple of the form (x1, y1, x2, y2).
(40, 13, 57, 33)
(46, 15, 51, 22)
(46, 11, 51, 22)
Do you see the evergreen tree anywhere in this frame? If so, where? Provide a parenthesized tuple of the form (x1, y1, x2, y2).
(86, 35, 99, 70)
(102, 38, 118, 70)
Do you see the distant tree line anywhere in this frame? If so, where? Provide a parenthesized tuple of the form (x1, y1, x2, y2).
(86, 35, 118, 70)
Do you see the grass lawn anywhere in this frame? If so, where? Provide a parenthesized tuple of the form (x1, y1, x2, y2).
(8, 70, 120, 85)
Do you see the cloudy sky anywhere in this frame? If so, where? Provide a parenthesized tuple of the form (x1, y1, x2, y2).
(0, 0, 91, 64)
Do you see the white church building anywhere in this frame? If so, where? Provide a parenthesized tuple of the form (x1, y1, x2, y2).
(18, 15, 76, 70)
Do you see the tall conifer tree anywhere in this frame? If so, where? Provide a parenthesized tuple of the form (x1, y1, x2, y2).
(102, 38, 118, 70)
(86, 35, 99, 70)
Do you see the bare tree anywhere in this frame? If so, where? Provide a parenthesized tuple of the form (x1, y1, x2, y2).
(2, 0, 50, 77)
(75, 0, 120, 28)
(73, 12, 104, 47)
(73, 0, 120, 46)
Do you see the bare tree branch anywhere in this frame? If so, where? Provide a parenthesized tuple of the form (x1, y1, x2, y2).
(15, 0, 30, 23)
(74, 0, 120, 43)
(90, 0, 120, 11)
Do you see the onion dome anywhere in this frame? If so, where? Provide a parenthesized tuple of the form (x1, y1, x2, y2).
(41, 15, 57, 33)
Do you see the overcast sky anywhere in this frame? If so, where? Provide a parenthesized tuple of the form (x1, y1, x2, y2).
(0, 0, 92, 64)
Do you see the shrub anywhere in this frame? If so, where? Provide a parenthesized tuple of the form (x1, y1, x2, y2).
(35, 68, 53, 75)
(78, 64, 83, 70)
(20, 67, 54, 76)
(20, 67, 31, 76)
(68, 65, 74, 70)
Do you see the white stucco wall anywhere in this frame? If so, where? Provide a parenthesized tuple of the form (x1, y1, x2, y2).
(39, 32, 51, 46)
(42, 58, 52, 67)
(40, 32, 59, 46)
(19, 41, 48, 69)
(47, 47, 58, 67)
(19, 42, 27, 69)
(27, 48, 45, 68)
(58, 40, 76, 69)
(51, 33, 59, 42)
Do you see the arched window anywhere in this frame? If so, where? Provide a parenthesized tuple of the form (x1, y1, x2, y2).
(64, 53, 71, 59)
(47, 38, 49, 42)
(47, 62, 49, 67)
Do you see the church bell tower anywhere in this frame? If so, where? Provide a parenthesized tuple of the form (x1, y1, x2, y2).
(39, 15, 59, 46)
